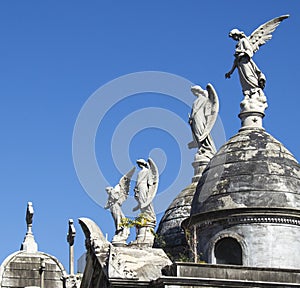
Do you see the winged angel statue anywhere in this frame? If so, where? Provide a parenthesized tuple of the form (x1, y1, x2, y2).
(188, 84, 218, 162)
(133, 158, 159, 225)
(105, 167, 135, 243)
(225, 15, 289, 112)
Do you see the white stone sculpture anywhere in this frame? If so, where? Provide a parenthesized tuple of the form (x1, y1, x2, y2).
(21, 202, 38, 253)
(67, 219, 76, 275)
(225, 15, 289, 115)
(105, 167, 135, 245)
(63, 274, 82, 288)
(132, 158, 159, 246)
(188, 84, 218, 163)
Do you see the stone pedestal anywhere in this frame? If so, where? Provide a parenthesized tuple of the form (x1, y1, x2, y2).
(130, 224, 156, 247)
(239, 111, 265, 130)
(239, 88, 267, 129)
(21, 231, 38, 253)
(78, 217, 172, 287)
(192, 159, 210, 183)
(63, 274, 82, 288)
(111, 227, 130, 247)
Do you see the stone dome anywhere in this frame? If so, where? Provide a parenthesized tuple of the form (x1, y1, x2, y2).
(154, 183, 196, 260)
(0, 250, 66, 288)
(0, 202, 69, 288)
(184, 127, 300, 269)
(191, 128, 300, 216)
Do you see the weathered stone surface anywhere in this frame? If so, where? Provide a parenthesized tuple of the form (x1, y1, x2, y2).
(109, 246, 171, 281)
(154, 262, 300, 287)
(0, 251, 66, 288)
(154, 183, 196, 260)
(79, 217, 172, 288)
(191, 128, 300, 215)
(78, 217, 111, 288)
(186, 128, 300, 269)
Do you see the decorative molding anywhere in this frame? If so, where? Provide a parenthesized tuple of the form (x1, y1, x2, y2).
(184, 207, 300, 229)
(196, 214, 300, 229)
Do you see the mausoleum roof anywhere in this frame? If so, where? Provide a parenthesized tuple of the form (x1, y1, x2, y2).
(190, 128, 300, 217)
(154, 183, 196, 259)
(0, 202, 67, 288)
(0, 250, 66, 288)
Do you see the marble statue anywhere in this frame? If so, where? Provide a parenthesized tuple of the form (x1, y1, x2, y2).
(133, 158, 158, 224)
(225, 15, 289, 114)
(67, 219, 76, 275)
(188, 84, 218, 162)
(21, 202, 38, 253)
(132, 158, 159, 246)
(105, 167, 135, 244)
(67, 219, 76, 246)
(26, 201, 34, 226)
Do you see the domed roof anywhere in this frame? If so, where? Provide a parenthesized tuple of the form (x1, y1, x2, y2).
(191, 128, 300, 216)
(155, 183, 196, 259)
(0, 250, 66, 288)
(0, 202, 67, 288)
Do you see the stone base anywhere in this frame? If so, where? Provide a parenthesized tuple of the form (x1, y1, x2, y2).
(63, 274, 82, 288)
(21, 233, 38, 253)
(130, 226, 155, 247)
(111, 228, 130, 246)
(108, 246, 172, 281)
(240, 88, 268, 113)
(154, 262, 300, 287)
(239, 111, 265, 129)
(192, 160, 210, 183)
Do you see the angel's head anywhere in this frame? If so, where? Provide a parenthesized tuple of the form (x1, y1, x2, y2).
(229, 29, 246, 40)
(191, 85, 208, 98)
(105, 186, 114, 194)
(136, 159, 148, 168)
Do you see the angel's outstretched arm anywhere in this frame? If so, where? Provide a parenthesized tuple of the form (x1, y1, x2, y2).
(225, 58, 237, 79)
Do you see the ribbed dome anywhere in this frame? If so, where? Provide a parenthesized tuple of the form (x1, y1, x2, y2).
(191, 128, 300, 216)
(0, 250, 66, 288)
(154, 183, 196, 260)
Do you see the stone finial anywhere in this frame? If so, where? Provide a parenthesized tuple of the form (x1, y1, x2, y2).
(21, 202, 38, 253)
(67, 219, 76, 246)
(67, 219, 76, 275)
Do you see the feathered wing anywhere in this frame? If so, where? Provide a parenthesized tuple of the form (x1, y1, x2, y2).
(197, 83, 219, 143)
(249, 14, 289, 54)
(117, 167, 136, 205)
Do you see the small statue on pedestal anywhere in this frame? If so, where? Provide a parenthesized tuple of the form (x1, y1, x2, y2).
(225, 15, 289, 125)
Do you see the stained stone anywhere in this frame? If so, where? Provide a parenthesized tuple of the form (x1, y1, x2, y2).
(191, 128, 300, 214)
(154, 183, 196, 260)
(185, 128, 300, 269)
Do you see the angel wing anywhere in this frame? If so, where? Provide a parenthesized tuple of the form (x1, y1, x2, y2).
(140, 158, 159, 209)
(248, 14, 289, 54)
(197, 83, 219, 143)
(117, 167, 136, 205)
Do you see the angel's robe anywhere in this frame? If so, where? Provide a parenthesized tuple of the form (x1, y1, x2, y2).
(134, 166, 156, 223)
(235, 37, 266, 93)
(190, 94, 216, 160)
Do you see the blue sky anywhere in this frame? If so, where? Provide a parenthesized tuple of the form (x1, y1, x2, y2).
(0, 1, 299, 272)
